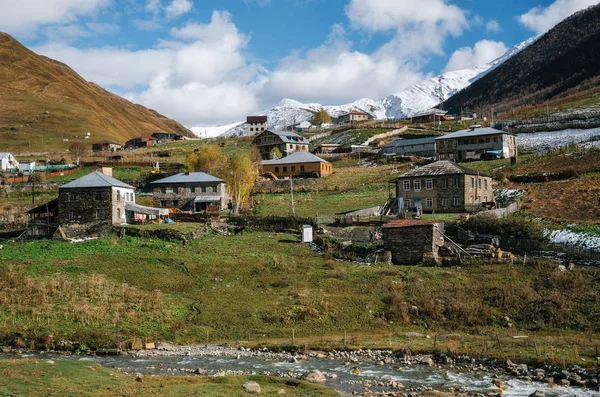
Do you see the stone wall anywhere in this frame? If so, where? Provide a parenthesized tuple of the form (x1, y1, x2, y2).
(58, 187, 113, 226)
(383, 225, 442, 265)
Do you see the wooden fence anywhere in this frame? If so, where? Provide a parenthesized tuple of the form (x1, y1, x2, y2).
(1, 167, 81, 184)
(471, 202, 519, 219)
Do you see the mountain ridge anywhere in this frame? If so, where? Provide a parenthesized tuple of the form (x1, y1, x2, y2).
(215, 36, 537, 138)
(0, 32, 194, 153)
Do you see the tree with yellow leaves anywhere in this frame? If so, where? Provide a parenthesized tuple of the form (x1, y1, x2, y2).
(223, 153, 257, 214)
(185, 145, 226, 175)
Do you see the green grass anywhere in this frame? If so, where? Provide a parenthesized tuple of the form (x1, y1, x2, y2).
(2, 231, 600, 362)
(0, 359, 336, 396)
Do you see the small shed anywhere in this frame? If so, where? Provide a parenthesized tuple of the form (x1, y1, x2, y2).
(382, 219, 444, 265)
(302, 225, 313, 243)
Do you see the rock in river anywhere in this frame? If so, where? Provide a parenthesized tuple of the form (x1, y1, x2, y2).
(302, 369, 326, 383)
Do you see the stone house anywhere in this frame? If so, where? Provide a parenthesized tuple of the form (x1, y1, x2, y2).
(338, 110, 369, 123)
(151, 132, 183, 141)
(125, 136, 157, 149)
(0, 152, 18, 171)
(395, 161, 494, 213)
(411, 108, 448, 124)
(92, 141, 123, 152)
(382, 219, 444, 265)
(151, 172, 227, 212)
(261, 151, 332, 178)
(435, 127, 517, 162)
(251, 129, 309, 160)
(247, 116, 268, 135)
(58, 171, 135, 236)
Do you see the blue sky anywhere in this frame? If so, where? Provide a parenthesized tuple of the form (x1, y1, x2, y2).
(0, 0, 598, 127)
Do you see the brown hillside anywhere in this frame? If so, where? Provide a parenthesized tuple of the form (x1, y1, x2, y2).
(0, 32, 195, 153)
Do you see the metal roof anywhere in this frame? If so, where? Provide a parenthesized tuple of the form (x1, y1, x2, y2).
(435, 127, 514, 140)
(194, 196, 222, 202)
(267, 129, 309, 144)
(397, 161, 483, 178)
(125, 202, 169, 216)
(262, 151, 330, 165)
(412, 108, 447, 118)
(151, 172, 223, 184)
(60, 171, 135, 189)
(382, 219, 441, 229)
(384, 137, 437, 148)
(0, 152, 13, 160)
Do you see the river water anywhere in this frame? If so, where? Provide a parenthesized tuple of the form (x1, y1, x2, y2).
(4, 351, 595, 396)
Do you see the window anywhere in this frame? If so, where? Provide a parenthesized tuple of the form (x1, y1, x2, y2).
(441, 198, 449, 207)
(291, 166, 296, 172)
(95, 208, 104, 219)
(117, 208, 121, 218)
(425, 179, 433, 190)
(470, 177, 475, 189)
(441, 178, 447, 189)
(250, 128, 254, 132)
(478, 178, 482, 189)
(454, 178, 460, 188)
(404, 199, 411, 208)
(69, 192, 77, 201)
(403, 180, 410, 191)
(173, 200, 179, 207)
(207, 187, 212, 193)
(425, 198, 433, 208)
(484, 196, 488, 202)
(68, 211, 75, 220)
(453, 197, 460, 207)
(160, 200, 167, 207)
(300, 165, 305, 172)
(470, 196, 474, 203)
(166, 187, 173, 194)
(414, 180, 421, 192)
(116, 190, 120, 201)
(191, 187, 196, 193)
(484, 179, 488, 189)
(94, 192, 103, 201)
(161, 187, 166, 194)
(201, 186, 206, 193)
(283, 166, 287, 173)
(275, 167, 279, 173)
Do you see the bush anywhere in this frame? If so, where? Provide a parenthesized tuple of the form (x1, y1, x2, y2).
(461, 215, 546, 240)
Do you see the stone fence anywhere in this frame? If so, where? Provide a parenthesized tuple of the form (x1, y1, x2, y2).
(362, 126, 408, 145)
(471, 202, 519, 219)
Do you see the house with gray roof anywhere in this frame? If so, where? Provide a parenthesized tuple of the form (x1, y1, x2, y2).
(435, 127, 517, 162)
(261, 151, 332, 178)
(58, 170, 136, 237)
(395, 160, 494, 214)
(381, 137, 437, 158)
(251, 129, 309, 160)
(0, 152, 19, 171)
(151, 172, 227, 212)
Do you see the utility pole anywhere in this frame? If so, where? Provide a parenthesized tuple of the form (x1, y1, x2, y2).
(546, 102, 550, 124)
(31, 171, 36, 207)
(290, 175, 295, 216)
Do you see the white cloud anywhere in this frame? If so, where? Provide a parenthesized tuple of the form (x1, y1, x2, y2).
(443, 39, 508, 72)
(133, 19, 162, 31)
(262, 24, 425, 104)
(345, 0, 466, 35)
(518, 0, 599, 34)
(0, 0, 110, 35)
(165, 0, 193, 19)
(486, 20, 501, 33)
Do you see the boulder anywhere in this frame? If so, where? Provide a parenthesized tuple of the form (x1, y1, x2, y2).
(276, 390, 286, 395)
(492, 380, 507, 390)
(420, 356, 434, 366)
(528, 391, 544, 397)
(302, 370, 326, 383)
(135, 373, 143, 382)
(243, 381, 261, 394)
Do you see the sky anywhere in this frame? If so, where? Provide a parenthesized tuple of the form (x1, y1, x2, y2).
(0, 0, 598, 128)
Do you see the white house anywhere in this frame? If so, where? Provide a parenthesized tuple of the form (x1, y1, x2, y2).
(18, 161, 36, 176)
(0, 153, 19, 171)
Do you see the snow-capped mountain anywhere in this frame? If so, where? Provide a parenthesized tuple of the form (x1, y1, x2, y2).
(212, 36, 538, 138)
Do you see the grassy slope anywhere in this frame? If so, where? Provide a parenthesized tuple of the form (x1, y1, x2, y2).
(0, 359, 335, 396)
(1, 232, 600, 365)
(0, 33, 194, 153)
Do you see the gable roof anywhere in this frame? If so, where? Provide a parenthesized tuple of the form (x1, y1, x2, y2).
(265, 129, 309, 144)
(412, 108, 447, 118)
(397, 161, 484, 178)
(60, 171, 134, 189)
(0, 152, 13, 160)
(262, 151, 330, 165)
(382, 219, 441, 229)
(435, 127, 514, 140)
(150, 172, 224, 185)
